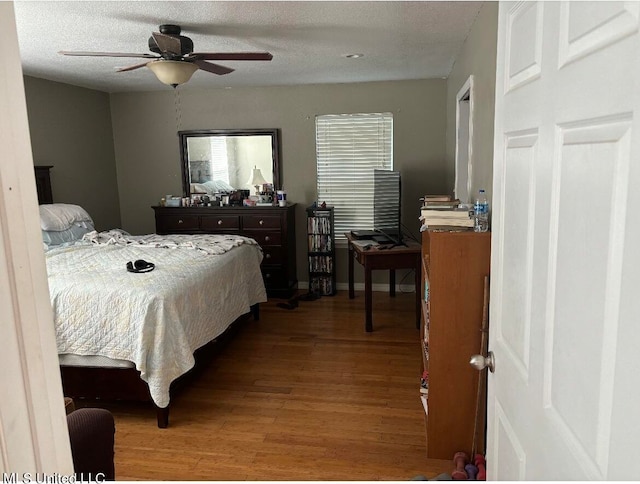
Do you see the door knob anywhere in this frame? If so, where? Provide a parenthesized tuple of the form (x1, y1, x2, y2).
(470, 352, 495, 373)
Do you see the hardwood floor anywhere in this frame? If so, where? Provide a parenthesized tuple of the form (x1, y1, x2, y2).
(92, 290, 451, 480)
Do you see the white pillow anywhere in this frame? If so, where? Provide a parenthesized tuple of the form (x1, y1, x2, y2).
(42, 222, 94, 249)
(39, 204, 93, 231)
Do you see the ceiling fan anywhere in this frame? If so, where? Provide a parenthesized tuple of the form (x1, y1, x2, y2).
(59, 24, 273, 87)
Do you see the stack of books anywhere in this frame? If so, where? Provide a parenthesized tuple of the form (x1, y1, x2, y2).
(419, 195, 473, 230)
(420, 194, 460, 209)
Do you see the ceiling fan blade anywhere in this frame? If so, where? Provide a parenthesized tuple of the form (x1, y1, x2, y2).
(59, 51, 157, 58)
(151, 32, 182, 56)
(190, 52, 273, 61)
(194, 60, 234, 75)
(116, 61, 151, 72)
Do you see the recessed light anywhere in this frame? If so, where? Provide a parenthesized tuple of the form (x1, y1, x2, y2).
(344, 53, 364, 59)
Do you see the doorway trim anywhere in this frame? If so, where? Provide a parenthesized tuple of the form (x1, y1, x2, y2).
(0, 2, 73, 472)
(455, 75, 475, 203)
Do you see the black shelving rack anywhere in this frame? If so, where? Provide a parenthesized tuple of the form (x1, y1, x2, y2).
(306, 205, 337, 296)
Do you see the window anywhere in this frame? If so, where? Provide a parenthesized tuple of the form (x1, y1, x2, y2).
(316, 113, 393, 241)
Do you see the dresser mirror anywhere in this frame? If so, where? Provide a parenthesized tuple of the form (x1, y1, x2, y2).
(179, 128, 281, 197)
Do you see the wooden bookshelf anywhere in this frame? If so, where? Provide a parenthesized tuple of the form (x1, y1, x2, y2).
(420, 228, 491, 459)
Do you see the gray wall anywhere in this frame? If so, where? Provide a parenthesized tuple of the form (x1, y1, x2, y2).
(445, 2, 499, 206)
(110, 79, 449, 285)
(24, 76, 121, 231)
(23, 3, 499, 289)
(24, 10, 500, 287)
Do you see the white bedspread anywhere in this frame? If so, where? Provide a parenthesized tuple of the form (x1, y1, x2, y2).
(46, 234, 267, 408)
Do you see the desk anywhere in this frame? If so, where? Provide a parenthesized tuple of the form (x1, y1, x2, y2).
(346, 233, 421, 332)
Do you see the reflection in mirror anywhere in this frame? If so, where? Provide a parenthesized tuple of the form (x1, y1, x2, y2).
(179, 129, 280, 197)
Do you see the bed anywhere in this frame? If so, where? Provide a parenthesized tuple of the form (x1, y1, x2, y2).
(39, 176, 266, 427)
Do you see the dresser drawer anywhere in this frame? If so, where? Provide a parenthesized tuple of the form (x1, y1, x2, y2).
(261, 246, 284, 265)
(245, 230, 281, 246)
(160, 214, 199, 232)
(242, 215, 281, 229)
(200, 215, 240, 231)
(261, 267, 287, 287)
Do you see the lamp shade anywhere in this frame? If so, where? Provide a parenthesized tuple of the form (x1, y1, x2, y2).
(247, 166, 268, 187)
(147, 60, 198, 87)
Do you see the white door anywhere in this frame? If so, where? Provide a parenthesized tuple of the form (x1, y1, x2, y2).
(488, 1, 640, 480)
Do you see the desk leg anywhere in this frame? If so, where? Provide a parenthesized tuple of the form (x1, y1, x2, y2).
(415, 258, 421, 329)
(365, 266, 373, 332)
(348, 242, 355, 299)
(389, 269, 396, 297)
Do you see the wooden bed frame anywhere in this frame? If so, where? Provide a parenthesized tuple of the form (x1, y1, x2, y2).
(60, 305, 258, 428)
(38, 166, 260, 427)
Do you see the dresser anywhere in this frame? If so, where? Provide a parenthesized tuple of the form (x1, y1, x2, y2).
(153, 205, 297, 298)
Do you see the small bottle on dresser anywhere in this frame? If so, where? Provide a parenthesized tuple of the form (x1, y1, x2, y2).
(473, 189, 489, 232)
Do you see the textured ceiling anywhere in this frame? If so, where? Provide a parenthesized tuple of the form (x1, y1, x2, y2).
(13, 1, 483, 93)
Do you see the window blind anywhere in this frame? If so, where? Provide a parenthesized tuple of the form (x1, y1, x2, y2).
(315, 113, 393, 240)
(209, 137, 230, 183)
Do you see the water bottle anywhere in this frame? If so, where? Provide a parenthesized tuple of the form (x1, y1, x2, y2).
(474, 189, 489, 232)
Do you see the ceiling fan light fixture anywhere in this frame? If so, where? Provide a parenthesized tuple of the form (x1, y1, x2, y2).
(147, 60, 198, 87)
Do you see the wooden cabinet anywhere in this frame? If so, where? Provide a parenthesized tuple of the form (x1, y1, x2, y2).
(421, 228, 490, 459)
(153, 205, 297, 298)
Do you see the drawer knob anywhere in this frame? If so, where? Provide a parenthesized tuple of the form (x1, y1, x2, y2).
(259, 219, 264, 225)
(264, 236, 270, 242)
(265, 253, 271, 259)
(217, 220, 223, 225)
(265, 273, 271, 279)
(178, 219, 183, 224)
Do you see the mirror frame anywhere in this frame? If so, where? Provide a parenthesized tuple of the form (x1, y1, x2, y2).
(178, 128, 281, 197)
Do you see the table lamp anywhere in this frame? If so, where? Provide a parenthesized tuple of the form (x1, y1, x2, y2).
(247, 166, 267, 195)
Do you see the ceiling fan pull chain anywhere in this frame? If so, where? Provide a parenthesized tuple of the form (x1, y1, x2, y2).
(174, 88, 183, 133)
